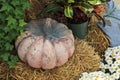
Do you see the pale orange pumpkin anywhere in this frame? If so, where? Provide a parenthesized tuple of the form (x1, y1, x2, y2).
(15, 18, 75, 69)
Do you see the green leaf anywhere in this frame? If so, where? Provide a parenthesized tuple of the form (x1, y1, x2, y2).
(0, 3, 13, 12)
(10, 55, 19, 62)
(41, 4, 62, 14)
(6, 30, 18, 40)
(4, 27, 11, 33)
(55, 0, 62, 2)
(5, 43, 14, 51)
(19, 20, 26, 27)
(8, 61, 15, 68)
(0, 0, 30, 69)
(0, 13, 6, 21)
(87, 0, 106, 5)
(8, 55, 19, 68)
(0, 53, 10, 61)
(22, 1, 30, 9)
(64, 5, 73, 18)
(11, 0, 20, 6)
(68, 0, 75, 3)
(0, 0, 6, 3)
(76, 2, 94, 14)
(6, 15, 17, 25)
(15, 9, 23, 17)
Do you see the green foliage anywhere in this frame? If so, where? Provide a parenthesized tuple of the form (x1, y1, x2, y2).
(42, 0, 107, 18)
(75, 2, 94, 14)
(55, 0, 62, 2)
(41, 4, 62, 14)
(68, 0, 74, 3)
(87, 0, 107, 4)
(64, 5, 73, 18)
(0, 0, 30, 68)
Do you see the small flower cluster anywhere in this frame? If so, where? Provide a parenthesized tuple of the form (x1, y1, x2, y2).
(79, 46, 120, 80)
(79, 71, 111, 80)
(100, 46, 120, 80)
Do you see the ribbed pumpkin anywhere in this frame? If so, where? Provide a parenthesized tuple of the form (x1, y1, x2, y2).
(15, 18, 75, 69)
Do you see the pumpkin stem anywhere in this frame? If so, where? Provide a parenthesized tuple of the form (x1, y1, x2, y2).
(45, 18, 52, 27)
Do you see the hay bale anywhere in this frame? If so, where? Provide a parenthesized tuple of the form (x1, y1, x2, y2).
(88, 12, 104, 26)
(86, 25, 110, 56)
(1, 40, 100, 80)
(0, 60, 9, 80)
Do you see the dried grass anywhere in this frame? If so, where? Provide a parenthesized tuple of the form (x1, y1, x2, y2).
(86, 25, 110, 56)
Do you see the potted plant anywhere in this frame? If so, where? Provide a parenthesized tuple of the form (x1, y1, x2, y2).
(41, 0, 107, 39)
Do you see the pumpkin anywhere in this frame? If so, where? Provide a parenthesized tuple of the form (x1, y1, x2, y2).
(15, 18, 75, 69)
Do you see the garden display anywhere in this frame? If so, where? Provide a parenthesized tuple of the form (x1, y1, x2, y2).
(1, 0, 120, 80)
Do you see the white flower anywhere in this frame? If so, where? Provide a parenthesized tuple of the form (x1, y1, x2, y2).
(104, 64, 110, 69)
(89, 72, 96, 77)
(111, 73, 120, 80)
(107, 77, 113, 80)
(79, 71, 110, 80)
(111, 64, 118, 69)
(116, 69, 120, 74)
(106, 73, 110, 76)
(117, 51, 120, 56)
(110, 72, 120, 80)
(109, 67, 116, 73)
(92, 76, 105, 80)
(116, 56, 120, 61)
(111, 52, 116, 58)
(109, 75, 115, 80)
(105, 57, 113, 63)
(101, 68, 106, 73)
(82, 72, 88, 76)
(98, 46, 120, 80)
(99, 62, 105, 68)
(114, 61, 120, 66)
(106, 60, 113, 65)
(79, 72, 89, 80)
(105, 51, 112, 57)
(105, 48, 112, 54)
(114, 46, 120, 51)
(111, 49, 117, 58)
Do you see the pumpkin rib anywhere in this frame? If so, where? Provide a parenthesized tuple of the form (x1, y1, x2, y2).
(58, 36, 74, 57)
(17, 36, 35, 62)
(16, 35, 32, 51)
(15, 31, 32, 49)
(53, 41, 69, 67)
(26, 37, 44, 68)
(65, 33, 75, 57)
(41, 40, 57, 69)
